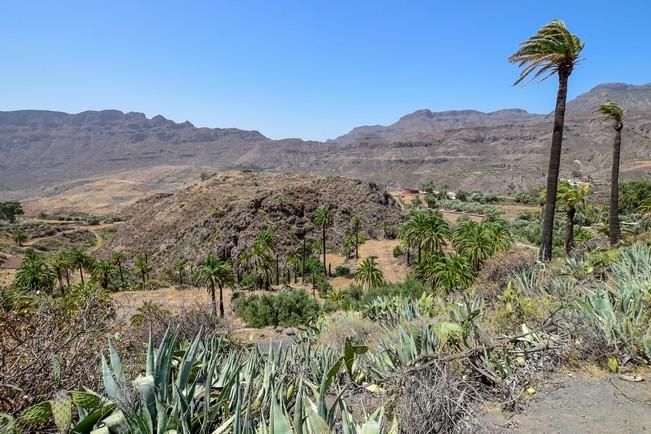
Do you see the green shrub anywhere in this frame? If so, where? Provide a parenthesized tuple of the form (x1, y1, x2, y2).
(334, 265, 350, 277)
(233, 289, 319, 327)
(392, 245, 403, 258)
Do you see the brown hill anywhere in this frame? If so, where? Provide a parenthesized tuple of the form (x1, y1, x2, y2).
(2, 83, 650, 197)
(98, 171, 402, 272)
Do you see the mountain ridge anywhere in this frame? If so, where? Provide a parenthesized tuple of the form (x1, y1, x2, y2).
(2, 82, 650, 196)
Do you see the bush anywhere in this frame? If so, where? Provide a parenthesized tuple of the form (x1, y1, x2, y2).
(334, 265, 350, 277)
(392, 245, 403, 258)
(233, 289, 319, 327)
(473, 247, 538, 300)
(0, 285, 114, 416)
(313, 273, 332, 296)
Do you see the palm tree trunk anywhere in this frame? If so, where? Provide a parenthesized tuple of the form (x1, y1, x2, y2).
(609, 127, 622, 246)
(56, 270, 65, 296)
(210, 283, 217, 318)
(540, 70, 570, 262)
(355, 225, 359, 259)
(322, 226, 327, 276)
(565, 207, 576, 255)
(218, 284, 224, 318)
(302, 238, 306, 281)
(79, 265, 85, 285)
(117, 262, 125, 287)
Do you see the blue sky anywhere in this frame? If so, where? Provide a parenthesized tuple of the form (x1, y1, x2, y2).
(1, 1, 649, 140)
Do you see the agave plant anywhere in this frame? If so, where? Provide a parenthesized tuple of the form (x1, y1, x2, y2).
(21, 329, 396, 434)
(576, 243, 651, 361)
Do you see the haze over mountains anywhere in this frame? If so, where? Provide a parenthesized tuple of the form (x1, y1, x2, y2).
(2, 83, 650, 199)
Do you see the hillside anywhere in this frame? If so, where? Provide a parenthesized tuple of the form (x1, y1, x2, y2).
(98, 171, 402, 271)
(2, 83, 650, 197)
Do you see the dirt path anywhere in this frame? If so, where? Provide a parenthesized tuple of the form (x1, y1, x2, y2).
(477, 369, 651, 433)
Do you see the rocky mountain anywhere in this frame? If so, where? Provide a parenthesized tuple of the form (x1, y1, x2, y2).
(98, 171, 402, 272)
(2, 83, 650, 197)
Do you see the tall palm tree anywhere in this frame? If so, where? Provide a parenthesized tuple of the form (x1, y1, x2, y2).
(111, 251, 126, 288)
(92, 260, 116, 290)
(313, 205, 333, 275)
(354, 257, 384, 291)
(509, 19, 584, 261)
(68, 247, 94, 285)
(351, 216, 362, 259)
(555, 180, 590, 254)
(12, 228, 27, 247)
(597, 100, 624, 246)
(15, 253, 56, 293)
(195, 254, 235, 318)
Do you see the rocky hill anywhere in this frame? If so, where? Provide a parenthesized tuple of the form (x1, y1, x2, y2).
(2, 83, 650, 196)
(98, 171, 402, 271)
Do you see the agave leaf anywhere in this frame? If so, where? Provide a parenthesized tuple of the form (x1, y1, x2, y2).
(71, 403, 116, 434)
(134, 375, 157, 425)
(270, 392, 291, 434)
(343, 337, 367, 380)
(100, 354, 119, 402)
(176, 331, 202, 392)
(146, 328, 155, 377)
(293, 379, 304, 434)
(108, 340, 125, 383)
(304, 398, 330, 434)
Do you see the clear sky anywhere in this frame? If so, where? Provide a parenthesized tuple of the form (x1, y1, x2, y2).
(1, 0, 649, 141)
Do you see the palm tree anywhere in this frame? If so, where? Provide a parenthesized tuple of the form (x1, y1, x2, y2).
(414, 252, 445, 289)
(452, 219, 512, 269)
(68, 247, 94, 285)
(555, 180, 590, 254)
(354, 257, 384, 291)
(596, 100, 624, 246)
(287, 254, 300, 284)
(134, 251, 151, 287)
(509, 19, 584, 261)
(92, 260, 116, 290)
(237, 231, 275, 290)
(414, 253, 474, 292)
(400, 210, 450, 262)
(12, 228, 27, 247)
(433, 255, 475, 293)
(351, 216, 362, 259)
(49, 251, 71, 296)
(313, 205, 333, 275)
(15, 253, 56, 293)
(173, 259, 187, 286)
(195, 254, 235, 318)
(111, 251, 126, 287)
